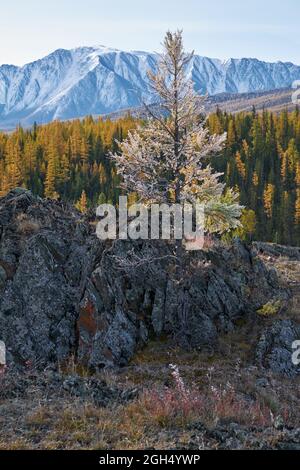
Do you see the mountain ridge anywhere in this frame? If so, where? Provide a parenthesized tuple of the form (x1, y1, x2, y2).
(1, 45, 300, 129)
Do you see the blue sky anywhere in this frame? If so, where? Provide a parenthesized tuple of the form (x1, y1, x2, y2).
(1, 0, 300, 65)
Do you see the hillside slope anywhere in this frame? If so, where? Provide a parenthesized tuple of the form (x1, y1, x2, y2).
(0, 191, 299, 450)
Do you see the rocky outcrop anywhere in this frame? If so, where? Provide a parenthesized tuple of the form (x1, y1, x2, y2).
(188, 422, 300, 450)
(0, 367, 138, 407)
(78, 238, 287, 370)
(0, 189, 94, 367)
(253, 242, 300, 261)
(0, 189, 289, 370)
(256, 320, 300, 377)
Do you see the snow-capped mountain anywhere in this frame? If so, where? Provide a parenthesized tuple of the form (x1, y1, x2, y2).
(1, 46, 300, 128)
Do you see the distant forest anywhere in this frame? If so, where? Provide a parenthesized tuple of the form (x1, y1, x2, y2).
(0, 107, 300, 246)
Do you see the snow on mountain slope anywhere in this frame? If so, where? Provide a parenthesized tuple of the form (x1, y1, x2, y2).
(0, 46, 300, 129)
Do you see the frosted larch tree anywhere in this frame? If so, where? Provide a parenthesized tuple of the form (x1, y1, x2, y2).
(111, 30, 242, 250)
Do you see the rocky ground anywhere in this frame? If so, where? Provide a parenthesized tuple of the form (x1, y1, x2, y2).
(0, 335, 299, 450)
(0, 189, 300, 450)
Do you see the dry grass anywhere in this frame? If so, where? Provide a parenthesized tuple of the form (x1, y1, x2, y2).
(0, 350, 299, 450)
(125, 364, 273, 431)
(0, 399, 169, 450)
(0, 367, 295, 451)
(257, 300, 282, 317)
(16, 213, 40, 236)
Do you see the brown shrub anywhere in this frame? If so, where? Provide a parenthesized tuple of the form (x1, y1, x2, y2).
(128, 365, 273, 429)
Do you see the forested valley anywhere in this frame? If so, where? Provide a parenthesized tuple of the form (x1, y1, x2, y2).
(1, 107, 300, 245)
